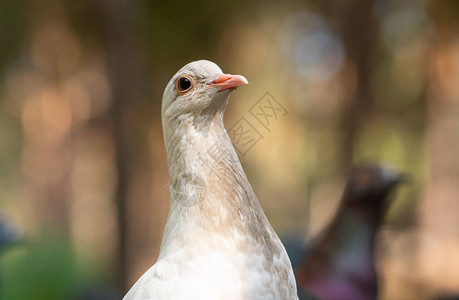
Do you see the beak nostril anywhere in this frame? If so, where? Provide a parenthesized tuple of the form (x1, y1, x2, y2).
(212, 74, 234, 84)
(208, 74, 248, 91)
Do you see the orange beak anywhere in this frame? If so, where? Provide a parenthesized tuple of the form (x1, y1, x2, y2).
(208, 74, 249, 91)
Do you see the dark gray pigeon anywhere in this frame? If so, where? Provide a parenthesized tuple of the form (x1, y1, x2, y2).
(295, 164, 404, 300)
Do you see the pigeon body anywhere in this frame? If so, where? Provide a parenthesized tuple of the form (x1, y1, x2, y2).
(124, 60, 297, 300)
(295, 164, 403, 300)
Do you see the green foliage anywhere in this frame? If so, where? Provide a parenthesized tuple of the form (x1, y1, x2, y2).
(0, 239, 92, 300)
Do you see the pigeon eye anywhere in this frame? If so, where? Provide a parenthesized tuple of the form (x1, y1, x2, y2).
(176, 76, 194, 93)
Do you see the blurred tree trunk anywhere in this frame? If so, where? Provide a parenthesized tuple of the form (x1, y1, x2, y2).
(100, 0, 145, 292)
(419, 0, 459, 292)
(21, 1, 76, 235)
(323, 0, 379, 172)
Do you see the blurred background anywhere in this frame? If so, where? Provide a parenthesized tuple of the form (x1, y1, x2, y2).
(0, 0, 458, 299)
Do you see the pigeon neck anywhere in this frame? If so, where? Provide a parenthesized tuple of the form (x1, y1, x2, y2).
(296, 209, 379, 298)
(344, 197, 390, 227)
(310, 211, 379, 298)
(165, 111, 232, 199)
(160, 111, 282, 260)
(330, 210, 379, 271)
(163, 110, 261, 220)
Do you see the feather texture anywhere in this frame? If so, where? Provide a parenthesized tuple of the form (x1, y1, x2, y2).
(124, 60, 298, 300)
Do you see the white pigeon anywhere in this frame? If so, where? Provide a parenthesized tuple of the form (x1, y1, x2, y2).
(124, 60, 298, 300)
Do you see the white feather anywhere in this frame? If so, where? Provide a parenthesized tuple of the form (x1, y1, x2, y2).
(124, 60, 298, 300)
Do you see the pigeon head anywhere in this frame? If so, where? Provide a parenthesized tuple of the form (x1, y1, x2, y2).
(344, 164, 404, 209)
(161, 60, 248, 127)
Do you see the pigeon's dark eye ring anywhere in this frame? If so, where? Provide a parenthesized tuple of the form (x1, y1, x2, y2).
(176, 75, 195, 94)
